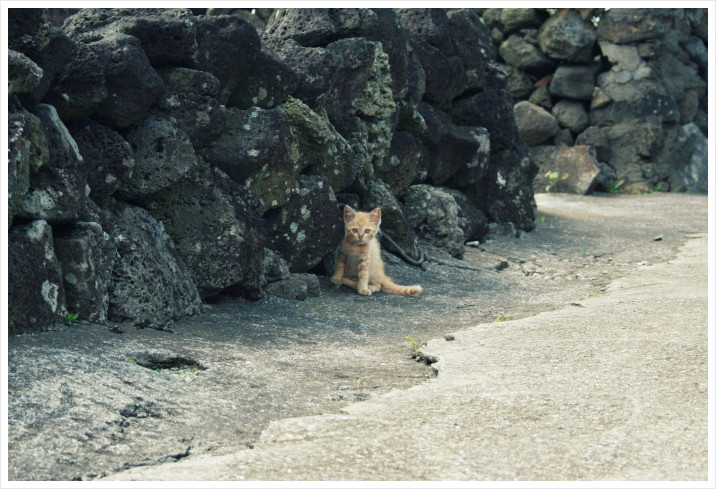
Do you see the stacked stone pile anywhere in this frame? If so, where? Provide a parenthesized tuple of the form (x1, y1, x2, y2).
(8, 8, 538, 334)
(482, 7, 708, 194)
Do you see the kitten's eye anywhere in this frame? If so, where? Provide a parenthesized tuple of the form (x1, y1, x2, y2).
(364, 229, 371, 234)
(351, 228, 359, 233)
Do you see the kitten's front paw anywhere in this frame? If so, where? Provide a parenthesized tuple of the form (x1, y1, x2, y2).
(330, 276, 342, 286)
(358, 288, 372, 296)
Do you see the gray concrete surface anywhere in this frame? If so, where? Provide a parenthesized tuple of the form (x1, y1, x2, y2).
(7, 193, 710, 482)
(104, 233, 709, 480)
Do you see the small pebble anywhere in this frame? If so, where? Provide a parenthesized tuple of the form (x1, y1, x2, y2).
(444, 334, 455, 341)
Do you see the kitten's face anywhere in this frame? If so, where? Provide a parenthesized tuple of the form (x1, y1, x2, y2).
(343, 206, 381, 245)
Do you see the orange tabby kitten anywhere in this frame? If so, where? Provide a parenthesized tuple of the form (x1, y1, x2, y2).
(331, 206, 423, 296)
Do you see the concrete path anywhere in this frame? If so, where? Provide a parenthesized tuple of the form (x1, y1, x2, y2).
(104, 233, 709, 481)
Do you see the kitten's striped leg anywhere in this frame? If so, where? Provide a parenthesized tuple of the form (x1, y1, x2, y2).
(331, 251, 346, 286)
(357, 255, 371, 295)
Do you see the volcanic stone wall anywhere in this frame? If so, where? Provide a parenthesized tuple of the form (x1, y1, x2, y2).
(8, 7, 542, 334)
(9, 8, 705, 334)
(482, 8, 708, 194)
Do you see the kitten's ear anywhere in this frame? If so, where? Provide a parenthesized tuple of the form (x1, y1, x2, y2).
(343, 205, 356, 223)
(369, 207, 382, 226)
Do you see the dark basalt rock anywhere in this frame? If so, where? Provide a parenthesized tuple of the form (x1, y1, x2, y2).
(8, 8, 52, 53)
(660, 123, 708, 193)
(597, 8, 674, 44)
(499, 33, 555, 76)
(551, 100, 589, 134)
(442, 187, 490, 242)
(537, 8, 597, 63)
(451, 89, 519, 154)
(280, 97, 359, 194)
(206, 8, 270, 33)
(575, 125, 611, 163)
(598, 117, 667, 192)
(262, 8, 372, 47)
(53, 221, 117, 323)
(16, 104, 89, 224)
(8, 50, 44, 96)
(515, 100, 559, 146)
(154, 67, 227, 149)
(200, 106, 302, 214)
(395, 9, 466, 110)
(42, 42, 108, 121)
(8, 104, 49, 226)
(322, 38, 397, 177)
(375, 131, 426, 197)
(531, 145, 602, 195)
(262, 247, 291, 285)
(136, 163, 267, 299)
(359, 9, 426, 102)
(8, 113, 30, 226)
(465, 141, 538, 232)
(481, 8, 544, 36)
(117, 115, 197, 199)
(8, 220, 67, 334)
(548, 64, 601, 101)
(446, 9, 493, 93)
(226, 47, 299, 109)
(265, 175, 343, 273)
(63, 8, 198, 67)
(83, 33, 165, 129)
(265, 22, 397, 186)
(443, 125, 491, 190)
(106, 201, 202, 328)
(404, 184, 465, 259)
(528, 85, 553, 110)
(553, 128, 574, 147)
(265, 8, 424, 105)
(322, 38, 395, 132)
(265, 273, 321, 301)
(591, 77, 679, 127)
(417, 102, 491, 186)
(67, 118, 135, 203)
(20, 27, 78, 105)
(261, 37, 341, 113)
(194, 14, 262, 102)
(501, 64, 534, 100)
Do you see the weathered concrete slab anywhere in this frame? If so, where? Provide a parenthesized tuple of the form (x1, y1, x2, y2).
(103, 234, 707, 480)
(7, 193, 709, 481)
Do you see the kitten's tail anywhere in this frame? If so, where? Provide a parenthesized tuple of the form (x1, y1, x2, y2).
(380, 277, 423, 296)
